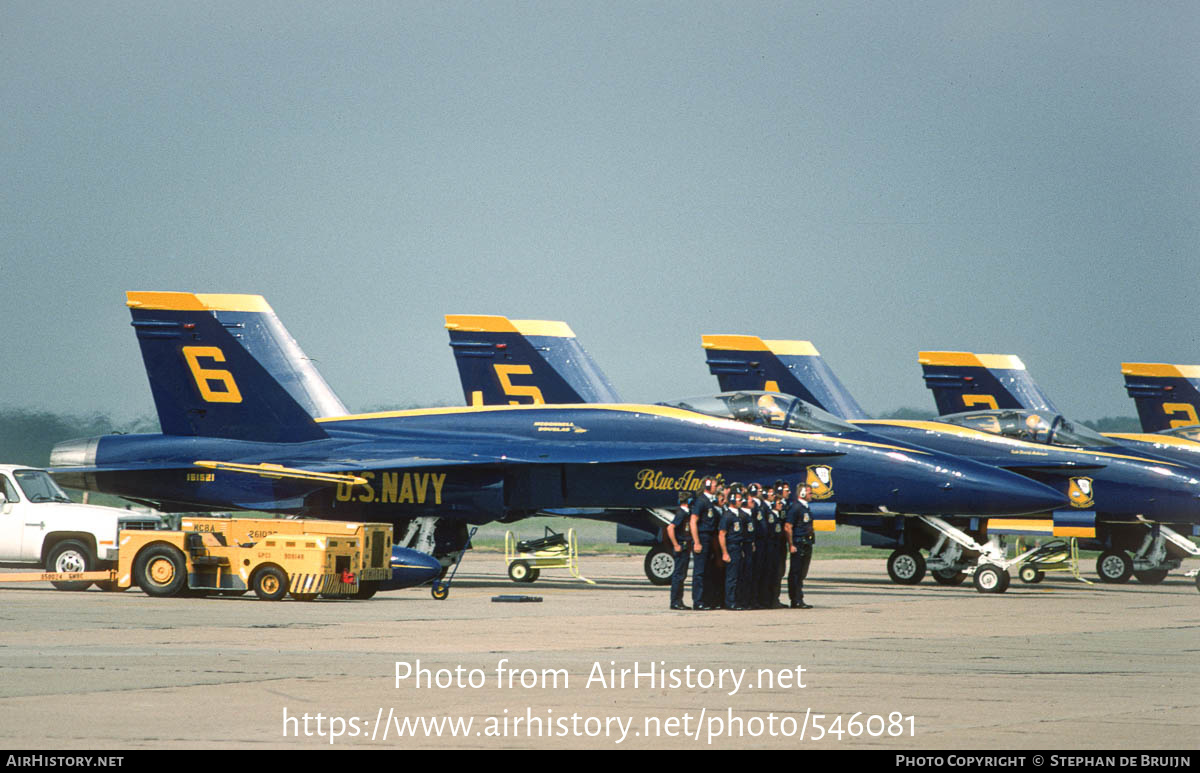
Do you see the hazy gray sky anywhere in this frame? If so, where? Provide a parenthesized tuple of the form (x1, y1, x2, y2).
(4, 1, 1198, 424)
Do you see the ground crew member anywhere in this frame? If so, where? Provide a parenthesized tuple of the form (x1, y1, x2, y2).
(760, 486, 784, 608)
(689, 477, 720, 610)
(736, 489, 757, 609)
(748, 483, 769, 608)
(704, 485, 729, 609)
(720, 486, 748, 610)
(785, 484, 815, 609)
(668, 491, 693, 610)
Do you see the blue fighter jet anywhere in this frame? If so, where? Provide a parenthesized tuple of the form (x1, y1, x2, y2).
(916, 351, 1200, 586)
(701, 337, 1200, 590)
(48, 294, 1064, 597)
(442, 315, 1079, 593)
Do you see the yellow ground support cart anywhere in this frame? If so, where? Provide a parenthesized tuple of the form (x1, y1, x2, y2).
(0, 517, 392, 601)
(503, 527, 594, 585)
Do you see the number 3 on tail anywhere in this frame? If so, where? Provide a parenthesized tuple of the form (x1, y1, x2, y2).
(183, 346, 243, 403)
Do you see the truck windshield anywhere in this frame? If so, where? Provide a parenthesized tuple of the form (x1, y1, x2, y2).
(14, 470, 72, 503)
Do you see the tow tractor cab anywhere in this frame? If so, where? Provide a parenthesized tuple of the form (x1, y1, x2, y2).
(0, 464, 161, 590)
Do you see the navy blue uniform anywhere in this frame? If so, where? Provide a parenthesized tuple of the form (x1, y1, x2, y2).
(719, 506, 746, 609)
(690, 494, 720, 608)
(761, 502, 785, 608)
(785, 500, 815, 607)
(735, 507, 757, 608)
(668, 505, 693, 608)
(750, 499, 770, 608)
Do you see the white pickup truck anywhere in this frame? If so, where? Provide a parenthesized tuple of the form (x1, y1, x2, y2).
(0, 464, 162, 590)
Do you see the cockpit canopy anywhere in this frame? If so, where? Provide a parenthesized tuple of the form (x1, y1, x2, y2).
(659, 391, 859, 434)
(939, 410, 1116, 448)
(1161, 425, 1200, 442)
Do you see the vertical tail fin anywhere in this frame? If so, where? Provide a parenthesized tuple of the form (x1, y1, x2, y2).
(126, 291, 345, 441)
(700, 335, 868, 419)
(918, 351, 1058, 416)
(444, 315, 621, 406)
(1121, 362, 1200, 432)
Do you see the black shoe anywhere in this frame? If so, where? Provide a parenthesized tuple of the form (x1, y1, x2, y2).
(671, 603, 691, 611)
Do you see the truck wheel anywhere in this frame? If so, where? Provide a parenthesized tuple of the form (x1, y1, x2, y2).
(252, 566, 289, 601)
(133, 544, 188, 597)
(1096, 551, 1133, 584)
(46, 540, 94, 591)
(644, 546, 675, 586)
(886, 550, 926, 585)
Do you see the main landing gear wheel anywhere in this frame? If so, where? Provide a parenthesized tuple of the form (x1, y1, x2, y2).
(133, 544, 188, 597)
(972, 564, 1011, 594)
(644, 547, 675, 586)
(1133, 569, 1168, 585)
(252, 566, 289, 601)
(1096, 551, 1133, 584)
(932, 569, 967, 586)
(46, 540, 94, 591)
(507, 561, 539, 583)
(886, 550, 926, 585)
(1018, 565, 1045, 584)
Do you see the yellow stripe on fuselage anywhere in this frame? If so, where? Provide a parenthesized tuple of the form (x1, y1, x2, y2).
(316, 403, 928, 455)
(126, 291, 272, 313)
(1105, 432, 1200, 450)
(986, 518, 1054, 533)
(855, 419, 1184, 466)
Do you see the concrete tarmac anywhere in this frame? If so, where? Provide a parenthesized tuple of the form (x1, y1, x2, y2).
(0, 557, 1197, 750)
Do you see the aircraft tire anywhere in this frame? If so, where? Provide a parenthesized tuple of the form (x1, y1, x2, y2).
(1018, 565, 1045, 584)
(1096, 551, 1133, 584)
(886, 550, 926, 585)
(931, 569, 967, 586)
(972, 564, 1010, 594)
(252, 565, 289, 601)
(1133, 569, 1168, 585)
(644, 546, 675, 586)
(133, 544, 188, 597)
(46, 540, 94, 591)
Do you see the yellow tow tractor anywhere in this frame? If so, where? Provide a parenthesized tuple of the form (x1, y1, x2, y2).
(0, 517, 392, 601)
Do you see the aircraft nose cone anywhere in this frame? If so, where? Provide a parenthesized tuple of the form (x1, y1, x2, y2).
(951, 467, 1067, 516)
(379, 546, 443, 592)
